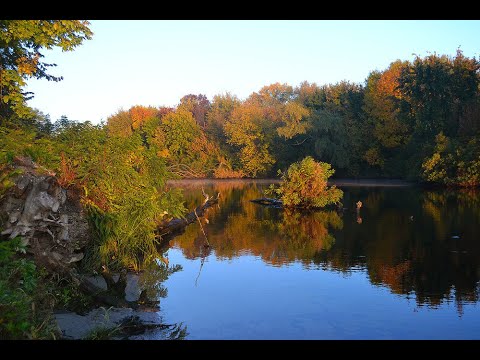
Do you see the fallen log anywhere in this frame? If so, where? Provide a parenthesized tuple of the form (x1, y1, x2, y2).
(251, 197, 345, 212)
(157, 191, 220, 239)
(250, 197, 283, 207)
(69, 191, 221, 309)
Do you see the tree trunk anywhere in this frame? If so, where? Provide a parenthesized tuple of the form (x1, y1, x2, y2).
(157, 192, 220, 239)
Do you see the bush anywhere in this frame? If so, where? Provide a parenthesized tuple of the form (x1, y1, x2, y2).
(213, 166, 246, 179)
(0, 237, 57, 339)
(267, 156, 343, 209)
(422, 133, 480, 187)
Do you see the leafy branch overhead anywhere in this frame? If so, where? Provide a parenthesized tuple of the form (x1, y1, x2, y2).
(0, 20, 93, 118)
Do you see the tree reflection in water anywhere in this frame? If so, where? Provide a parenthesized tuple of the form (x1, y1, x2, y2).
(134, 258, 188, 339)
(164, 180, 480, 315)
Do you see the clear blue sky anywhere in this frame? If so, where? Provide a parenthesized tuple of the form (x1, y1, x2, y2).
(25, 20, 480, 124)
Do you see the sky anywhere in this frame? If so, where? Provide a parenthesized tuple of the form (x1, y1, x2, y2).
(26, 20, 480, 124)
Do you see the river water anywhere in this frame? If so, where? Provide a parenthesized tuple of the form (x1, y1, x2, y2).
(147, 180, 480, 339)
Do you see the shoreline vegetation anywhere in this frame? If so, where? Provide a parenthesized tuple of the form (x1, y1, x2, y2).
(167, 178, 414, 187)
(1, 20, 480, 339)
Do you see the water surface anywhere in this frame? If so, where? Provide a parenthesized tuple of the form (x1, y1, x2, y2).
(149, 180, 480, 339)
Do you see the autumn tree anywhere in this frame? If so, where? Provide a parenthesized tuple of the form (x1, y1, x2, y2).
(205, 92, 240, 142)
(243, 83, 311, 174)
(363, 61, 410, 172)
(129, 105, 158, 130)
(364, 62, 409, 147)
(224, 102, 275, 177)
(106, 109, 133, 137)
(267, 156, 343, 209)
(422, 132, 480, 187)
(178, 94, 210, 129)
(0, 20, 92, 121)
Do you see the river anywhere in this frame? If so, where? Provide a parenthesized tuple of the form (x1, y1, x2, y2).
(144, 180, 480, 339)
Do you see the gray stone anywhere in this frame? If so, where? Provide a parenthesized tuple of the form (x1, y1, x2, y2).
(67, 252, 84, 263)
(54, 307, 162, 340)
(125, 273, 142, 302)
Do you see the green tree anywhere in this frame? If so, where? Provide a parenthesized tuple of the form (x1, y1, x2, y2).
(106, 109, 133, 137)
(205, 92, 240, 142)
(161, 108, 201, 158)
(422, 132, 480, 187)
(294, 81, 366, 176)
(398, 50, 480, 138)
(0, 20, 92, 120)
(224, 102, 275, 177)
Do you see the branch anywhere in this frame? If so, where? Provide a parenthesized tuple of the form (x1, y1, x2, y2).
(157, 192, 220, 239)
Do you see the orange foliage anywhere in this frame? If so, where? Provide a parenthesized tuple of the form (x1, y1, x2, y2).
(58, 152, 76, 188)
(376, 61, 404, 99)
(83, 189, 110, 212)
(213, 166, 246, 179)
(377, 260, 411, 293)
(129, 105, 158, 129)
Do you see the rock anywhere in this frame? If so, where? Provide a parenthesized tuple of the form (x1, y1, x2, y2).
(9, 210, 21, 223)
(67, 252, 85, 263)
(85, 276, 109, 291)
(55, 307, 163, 340)
(125, 273, 142, 302)
(52, 252, 63, 262)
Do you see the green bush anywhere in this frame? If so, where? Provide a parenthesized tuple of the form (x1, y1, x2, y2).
(267, 156, 343, 209)
(0, 237, 56, 339)
(422, 133, 480, 187)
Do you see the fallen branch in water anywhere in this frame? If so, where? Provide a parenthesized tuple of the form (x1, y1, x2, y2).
(69, 191, 220, 309)
(251, 197, 344, 212)
(157, 191, 220, 239)
(250, 197, 283, 207)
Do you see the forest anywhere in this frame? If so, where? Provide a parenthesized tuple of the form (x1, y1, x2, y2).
(3, 51, 480, 186)
(1, 20, 480, 339)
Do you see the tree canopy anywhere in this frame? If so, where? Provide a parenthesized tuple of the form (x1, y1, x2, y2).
(0, 20, 92, 119)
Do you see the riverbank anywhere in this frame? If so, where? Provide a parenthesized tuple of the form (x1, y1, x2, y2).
(167, 178, 414, 187)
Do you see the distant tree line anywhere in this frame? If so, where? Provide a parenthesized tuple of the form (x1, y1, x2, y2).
(103, 50, 480, 185)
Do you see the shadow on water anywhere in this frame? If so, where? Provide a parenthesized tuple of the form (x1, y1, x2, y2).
(163, 180, 480, 315)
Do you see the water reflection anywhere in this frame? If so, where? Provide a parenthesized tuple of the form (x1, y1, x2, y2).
(166, 180, 480, 313)
(131, 259, 188, 339)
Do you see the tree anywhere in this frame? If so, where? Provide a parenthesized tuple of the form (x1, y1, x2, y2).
(422, 132, 480, 187)
(267, 156, 343, 209)
(294, 81, 366, 176)
(106, 109, 133, 137)
(205, 92, 240, 142)
(0, 20, 93, 119)
(160, 108, 201, 158)
(224, 102, 275, 177)
(362, 62, 411, 174)
(129, 105, 158, 130)
(398, 50, 480, 138)
(364, 61, 410, 150)
(245, 83, 311, 173)
(178, 94, 210, 129)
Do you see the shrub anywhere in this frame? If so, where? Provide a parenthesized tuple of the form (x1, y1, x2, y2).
(0, 237, 57, 339)
(422, 133, 480, 187)
(267, 156, 343, 209)
(213, 166, 246, 179)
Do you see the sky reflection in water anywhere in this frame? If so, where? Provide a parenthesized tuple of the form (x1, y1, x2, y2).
(148, 181, 480, 339)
